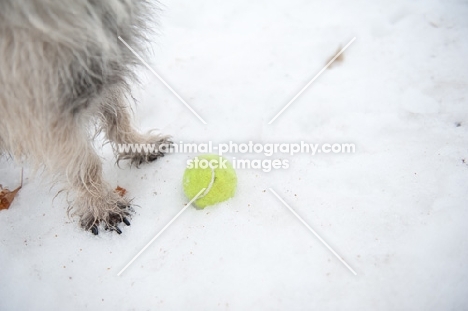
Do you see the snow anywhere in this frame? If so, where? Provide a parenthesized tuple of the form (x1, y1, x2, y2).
(1, 0, 468, 310)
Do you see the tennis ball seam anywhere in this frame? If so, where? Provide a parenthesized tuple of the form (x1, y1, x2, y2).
(183, 154, 237, 208)
(198, 165, 215, 200)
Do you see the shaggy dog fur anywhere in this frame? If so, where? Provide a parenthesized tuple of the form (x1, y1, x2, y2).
(0, 0, 169, 234)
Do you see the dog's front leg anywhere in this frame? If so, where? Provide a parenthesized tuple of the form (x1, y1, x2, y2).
(45, 119, 131, 235)
(100, 87, 172, 167)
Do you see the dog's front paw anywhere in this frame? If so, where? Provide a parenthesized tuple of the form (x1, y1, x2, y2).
(117, 135, 172, 167)
(78, 196, 133, 235)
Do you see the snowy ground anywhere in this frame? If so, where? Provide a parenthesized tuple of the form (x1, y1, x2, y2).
(1, 0, 468, 310)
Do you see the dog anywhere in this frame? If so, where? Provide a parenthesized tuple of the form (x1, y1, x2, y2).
(0, 0, 169, 234)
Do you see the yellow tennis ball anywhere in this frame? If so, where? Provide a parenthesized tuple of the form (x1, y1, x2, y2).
(183, 155, 237, 208)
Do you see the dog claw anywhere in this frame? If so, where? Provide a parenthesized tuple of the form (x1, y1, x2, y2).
(147, 152, 164, 162)
(123, 217, 131, 226)
(83, 201, 131, 235)
(104, 224, 122, 234)
(148, 155, 158, 162)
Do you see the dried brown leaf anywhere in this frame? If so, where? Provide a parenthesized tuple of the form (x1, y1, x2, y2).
(0, 185, 22, 210)
(115, 186, 127, 197)
(0, 169, 23, 210)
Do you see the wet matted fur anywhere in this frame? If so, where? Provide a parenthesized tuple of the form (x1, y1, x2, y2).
(0, 0, 169, 234)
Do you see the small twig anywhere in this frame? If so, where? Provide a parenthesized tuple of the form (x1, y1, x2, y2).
(19, 167, 23, 187)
